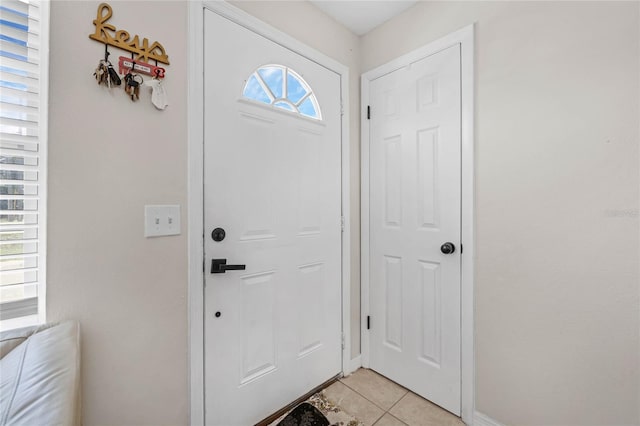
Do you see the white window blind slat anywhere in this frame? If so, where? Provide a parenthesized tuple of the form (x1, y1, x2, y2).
(0, 251, 38, 264)
(0, 151, 39, 163)
(0, 169, 39, 181)
(1, 90, 40, 107)
(0, 0, 45, 328)
(0, 184, 38, 197)
(0, 24, 28, 45)
(0, 196, 37, 208)
(1, 269, 38, 286)
(0, 154, 40, 168)
(1, 108, 40, 123)
(0, 224, 37, 236)
(2, 1, 30, 14)
(1, 55, 39, 76)
(0, 138, 39, 152)
(26, 33, 39, 50)
(0, 170, 39, 182)
(0, 66, 39, 81)
(1, 71, 39, 90)
(0, 42, 39, 64)
(27, 5, 41, 21)
(0, 235, 38, 243)
(0, 103, 40, 119)
(0, 11, 28, 27)
(1, 284, 38, 298)
(0, 209, 37, 219)
(0, 239, 37, 253)
(0, 118, 39, 137)
(0, 165, 38, 177)
(0, 225, 37, 235)
(0, 110, 39, 125)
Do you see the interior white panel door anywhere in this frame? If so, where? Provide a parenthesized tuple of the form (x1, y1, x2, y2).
(203, 10, 342, 426)
(368, 45, 462, 415)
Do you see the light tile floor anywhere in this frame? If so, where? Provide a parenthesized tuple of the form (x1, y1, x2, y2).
(322, 368, 465, 426)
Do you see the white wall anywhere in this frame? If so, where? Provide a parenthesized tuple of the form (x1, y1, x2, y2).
(361, 2, 640, 425)
(47, 1, 188, 424)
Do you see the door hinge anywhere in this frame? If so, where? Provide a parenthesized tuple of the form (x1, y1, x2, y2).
(367, 105, 370, 120)
(341, 333, 345, 350)
(460, 243, 463, 254)
(341, 216, 345, 232)
(367, 315, 370, 330)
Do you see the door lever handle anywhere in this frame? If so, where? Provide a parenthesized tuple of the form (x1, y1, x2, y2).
(210, 258, 246, 274)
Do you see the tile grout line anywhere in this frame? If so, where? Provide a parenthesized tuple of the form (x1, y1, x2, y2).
(386, 390, 410, 417)
(353, 386, 385, 425)
(339, 371, 460, 426)
(380, 412, 409, 426)
(330, 380, 385, 425)
(338, 378, 402, 413)
(337, 378, 410, 425)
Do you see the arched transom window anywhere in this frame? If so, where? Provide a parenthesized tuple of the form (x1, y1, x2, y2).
(242, 65, 322, 120)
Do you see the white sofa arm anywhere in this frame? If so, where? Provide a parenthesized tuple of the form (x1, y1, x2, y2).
(0, 321, 81, 426)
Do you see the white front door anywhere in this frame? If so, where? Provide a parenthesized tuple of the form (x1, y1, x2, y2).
(368, 45, 462, 415)
(203, 10, 343, 426)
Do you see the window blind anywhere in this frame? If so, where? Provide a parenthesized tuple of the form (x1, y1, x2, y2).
(0, 0, 47, 329)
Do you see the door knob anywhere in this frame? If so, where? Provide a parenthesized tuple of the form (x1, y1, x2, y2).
(440, 242, 455, 254)
(210, 258, 246, 274)
(211, 228, 226, 242)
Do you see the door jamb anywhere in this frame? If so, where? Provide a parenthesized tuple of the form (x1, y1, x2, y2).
(188, 2, 352, 425)
(360, 25, 475, 424)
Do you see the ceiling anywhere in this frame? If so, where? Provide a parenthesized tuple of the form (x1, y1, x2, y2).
(309, 1, 419, 36)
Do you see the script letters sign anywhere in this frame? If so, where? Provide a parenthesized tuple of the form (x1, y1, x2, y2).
(89, 3, 170, 65)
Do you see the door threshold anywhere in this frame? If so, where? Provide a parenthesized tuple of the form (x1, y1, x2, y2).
(255, 374, 342, 426)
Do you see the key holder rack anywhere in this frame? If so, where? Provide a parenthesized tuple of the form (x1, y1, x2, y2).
(89, 2, 170, 108)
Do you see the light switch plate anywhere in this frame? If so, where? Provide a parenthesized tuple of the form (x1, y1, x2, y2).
(145, 205, 181, 237)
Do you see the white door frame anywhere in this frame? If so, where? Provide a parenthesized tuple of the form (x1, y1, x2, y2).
(360, 25, 475, 424)
(187, 2, 351, 425)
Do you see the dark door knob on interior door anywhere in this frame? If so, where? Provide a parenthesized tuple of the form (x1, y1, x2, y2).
(440, 242, 456, 254)
(210, 258, 246, 274)
(211, 227, 226, 242)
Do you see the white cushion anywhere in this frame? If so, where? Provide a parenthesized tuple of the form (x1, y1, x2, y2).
(0, 324, 55, 360)
(0, 321, 80, 426)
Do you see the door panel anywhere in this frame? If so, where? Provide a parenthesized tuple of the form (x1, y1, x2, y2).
(369, 44, 462, 415)
(383, 255, 403, 350)
(204, 10, 342, 425)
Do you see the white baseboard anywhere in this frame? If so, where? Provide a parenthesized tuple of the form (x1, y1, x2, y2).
(473, 411, 505, 426)
(344, 355, 362, 375)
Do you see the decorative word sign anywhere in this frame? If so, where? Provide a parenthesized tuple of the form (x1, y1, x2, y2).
(89, 3, 170, 65)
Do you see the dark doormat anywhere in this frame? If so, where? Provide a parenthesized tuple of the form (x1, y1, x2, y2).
(269, 391, 362, 426)
(276, 403, 330, 426)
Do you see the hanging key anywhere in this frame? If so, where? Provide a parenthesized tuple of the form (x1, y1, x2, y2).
(107, 64, 121, 86)
(124, 72, 142, 101)
(93, 60, 109, 87)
